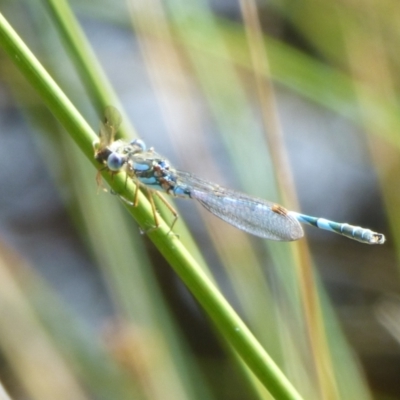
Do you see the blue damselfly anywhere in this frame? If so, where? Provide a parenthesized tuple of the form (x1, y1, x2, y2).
(94, 107, 385, 245)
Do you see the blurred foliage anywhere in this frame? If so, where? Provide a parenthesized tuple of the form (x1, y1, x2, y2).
(0, 0, 398, 399)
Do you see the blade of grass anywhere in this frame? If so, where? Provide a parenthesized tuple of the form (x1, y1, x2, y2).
(12, 3, 217, 397)
(166, 5, 373, 399)
(41, 0, 210, 276)
(0, 12, 303, 400)
(0, 242, 90, 400)
(239, 2, 337, 398)
(42, 0, 120, 114)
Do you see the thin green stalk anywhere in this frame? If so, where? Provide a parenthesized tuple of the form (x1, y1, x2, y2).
(0, 12, 303, 400)
(42, 0, 119, 113)
(41, 0, 209, 272)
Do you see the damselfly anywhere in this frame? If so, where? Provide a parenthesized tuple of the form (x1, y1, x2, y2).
(94, 107, 385, 245)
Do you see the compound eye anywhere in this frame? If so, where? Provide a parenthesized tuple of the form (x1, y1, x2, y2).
(107, 153, 125, 171)
(129, 138, 146, 152)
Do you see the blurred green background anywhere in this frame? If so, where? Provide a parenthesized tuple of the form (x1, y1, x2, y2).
(0, 0, 398, 399)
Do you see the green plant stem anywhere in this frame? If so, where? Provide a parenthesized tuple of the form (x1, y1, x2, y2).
(42, 0, 121, 116)
(0, 12, 303, 400)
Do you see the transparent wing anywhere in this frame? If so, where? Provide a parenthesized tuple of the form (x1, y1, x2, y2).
(174, 170, 304, 241)
(98, 106, 122, 149)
